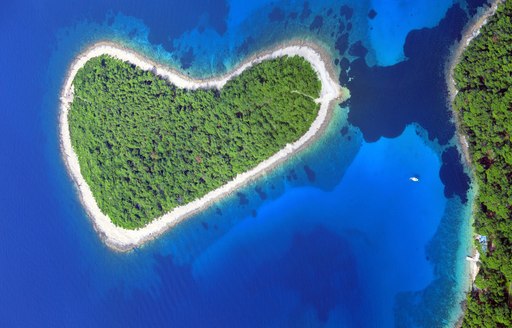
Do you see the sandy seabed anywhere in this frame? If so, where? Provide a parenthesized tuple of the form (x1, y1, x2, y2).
(60, 40, 347, 251)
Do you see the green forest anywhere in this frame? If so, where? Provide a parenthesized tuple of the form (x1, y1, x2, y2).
(69, 54, 321, 229)
(453, 0, 512, 326)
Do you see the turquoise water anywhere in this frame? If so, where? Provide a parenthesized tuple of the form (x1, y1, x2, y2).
(0, 0, 482, 326)
(368, 0, 456, 66)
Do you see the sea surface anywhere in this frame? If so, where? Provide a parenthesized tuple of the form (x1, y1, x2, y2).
(0, 0, 485, 326)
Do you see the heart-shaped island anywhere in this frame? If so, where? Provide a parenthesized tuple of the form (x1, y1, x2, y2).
(60, 41, 346, 251)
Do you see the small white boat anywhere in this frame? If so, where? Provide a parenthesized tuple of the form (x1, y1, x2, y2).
(409, 176, 419, 182)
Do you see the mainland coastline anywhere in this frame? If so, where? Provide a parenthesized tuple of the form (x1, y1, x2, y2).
(447, 0, 504, 168)
(60, 40, 347, 252)
(445, 1, 503, 325)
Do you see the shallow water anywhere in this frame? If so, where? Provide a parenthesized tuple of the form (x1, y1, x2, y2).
(0, 0, 482, 326)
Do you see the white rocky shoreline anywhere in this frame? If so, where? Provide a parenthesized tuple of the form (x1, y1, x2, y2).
(60, 40, 347, 251)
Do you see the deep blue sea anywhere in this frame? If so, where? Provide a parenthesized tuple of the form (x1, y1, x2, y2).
(0, 0, 485, 326)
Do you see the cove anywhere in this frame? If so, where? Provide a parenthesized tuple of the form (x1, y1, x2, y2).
(178, 125, 446, 326)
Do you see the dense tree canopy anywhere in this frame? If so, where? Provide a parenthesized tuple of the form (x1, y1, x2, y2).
(69, 54, 321, 229)
(453, 1, 512, 326)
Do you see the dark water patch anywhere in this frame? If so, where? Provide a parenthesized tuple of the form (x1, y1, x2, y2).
(215, 207, 222, 216)
(347, 22, 352, 31)
(340, 126, 349, 136)
(300, 2, 312, 22)
(309, 15, 323, 31)
(179, 47, 195, 69)
(286, 110, 361, 193)
(335, 32, 349, 56)
(347, 4, 467, 144)
(368, 9, 378, 19)
(346, 4, 471, 221)
(98, 253, 214, 327)
(12, 0, 229, 52)
(197, 24, 206, 33)
(268, 7, 285, 22)
(114, 0, 229, 51)
(236, 36, 254, 55)
(251, 209, 257, 218)
(213, 58, 227, 73)
(289, 11, 298, 20)
(338, 21, 345, 34)
(466, 0, 490, 16)
(334, 58, 339, 65)
(258, 227, 363, 324)
(201, 221, 209, 230)
(303, 165, 316, 182)
(338, 63, 350, 85)
(106, 13, 115, 25)
(340, 5, 353, 20)
(147, 1, 228, 49)
(255, 186, 268, 200)
(237, 192, 249, 206)
(439, 147, 470, 203)
(327, 8, 333, 16)
(339, 57, 350, 71)
(348, 40, 368, 58)
(102, 229, 362, 326)
(286, 169, 298, 181)
(128, 28, 137, 39)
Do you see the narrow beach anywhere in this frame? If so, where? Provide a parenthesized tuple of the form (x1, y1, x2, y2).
(60, 40, 347, 251)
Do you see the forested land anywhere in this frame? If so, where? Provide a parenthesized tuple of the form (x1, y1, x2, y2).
(453, 0, 512, 326)
(69, 54, 321, 228)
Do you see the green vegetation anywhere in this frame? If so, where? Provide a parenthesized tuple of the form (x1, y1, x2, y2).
(69, 54, 321, 228)
(453, 1, 512, 326)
